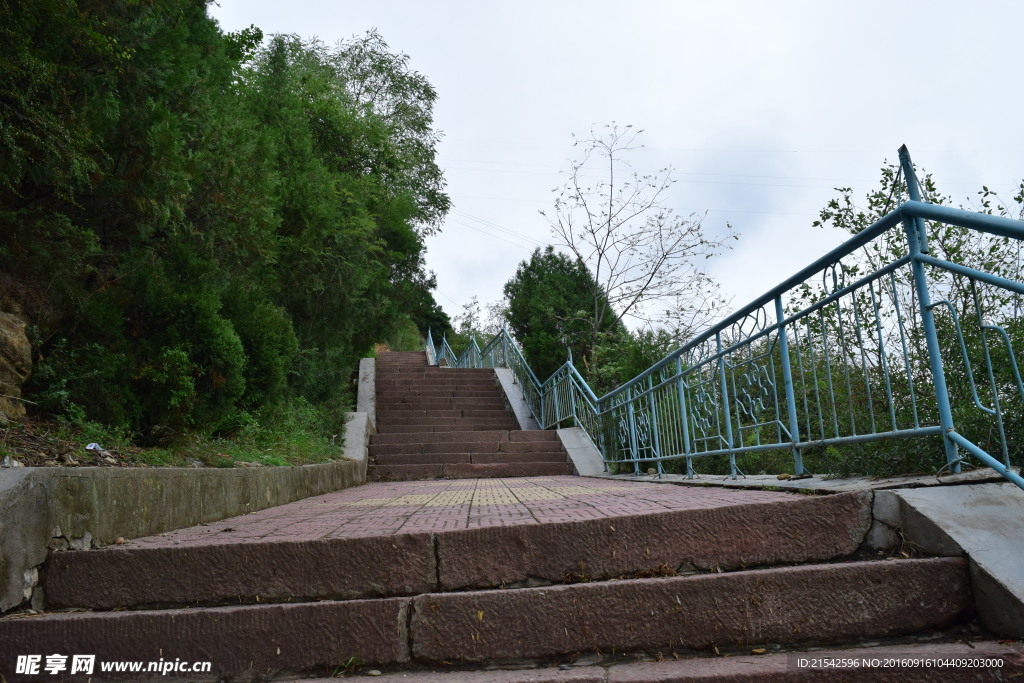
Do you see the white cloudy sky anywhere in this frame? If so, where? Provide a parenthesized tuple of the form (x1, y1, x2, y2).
(209, 0, 1024, 325)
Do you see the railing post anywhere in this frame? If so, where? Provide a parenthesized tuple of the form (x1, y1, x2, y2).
(598, 397, 609, 472)
(648, 374, 664, 477)
(775, 295, 804, 476)
(675, 357, 695, 479)
(626, 394, 641, 474)
(568, 365, 580, 430)
(717, 331, 738, 479)
(501, 327, 509, 370)
(899, 145, 960, 473)
(425, 329, 435, 366)
(551, 375, 561, 424)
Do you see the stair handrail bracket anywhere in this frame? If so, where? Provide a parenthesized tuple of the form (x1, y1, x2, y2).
(427, 148, 1024, 490)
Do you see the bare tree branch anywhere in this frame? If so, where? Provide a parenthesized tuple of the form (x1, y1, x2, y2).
(540, 123, 736, 353)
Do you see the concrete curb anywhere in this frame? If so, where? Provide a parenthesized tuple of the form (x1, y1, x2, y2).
(594, 465, 1013, 492)
(357, 357, 376, 430)
(343, 411, 374, 480)
(871, 483, 1024, 638)
(556, 427, 605, 476)
(0, 459, 366, 614)
(494, 368, 540, 430)
(0, 412, 374, 614)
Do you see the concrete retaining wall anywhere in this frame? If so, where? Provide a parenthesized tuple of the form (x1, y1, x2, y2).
(0, 412, 373, 614)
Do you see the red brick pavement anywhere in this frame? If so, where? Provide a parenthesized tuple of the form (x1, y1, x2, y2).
(123, 477, 794, 548)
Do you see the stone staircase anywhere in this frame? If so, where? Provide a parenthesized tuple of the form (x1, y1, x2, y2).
(2, 352, 1021, 680)
(370, 351, 574, 481)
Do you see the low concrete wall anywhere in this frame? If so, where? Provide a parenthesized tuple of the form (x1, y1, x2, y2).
(357, 357, 376, 430)
(556, 427, 605, 476)
(0, 413, 373, 614)
(868, 484, 1024, 638)
(493, 368, 540, 431)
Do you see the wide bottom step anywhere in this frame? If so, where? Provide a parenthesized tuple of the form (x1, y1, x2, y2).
(1, 558, 973, 680)
(344, 641, 1024, 682)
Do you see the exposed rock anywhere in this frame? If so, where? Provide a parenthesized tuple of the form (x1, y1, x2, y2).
(21, 567, 38, 602)
(48, 537, 70, 552)
(68, 531, 94, 551)
(0, 311, 31, 420)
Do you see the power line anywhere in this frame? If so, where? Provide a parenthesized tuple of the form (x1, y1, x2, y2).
(451, 210, 546, 246)
(434, 289, 460, 306)
(445, 218, 535, 251)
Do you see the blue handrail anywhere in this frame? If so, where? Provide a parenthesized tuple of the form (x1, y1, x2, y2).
(426, 148, 1024, 491)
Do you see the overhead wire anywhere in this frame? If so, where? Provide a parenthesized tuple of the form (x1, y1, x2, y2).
(445, 217, 535, 251)
(451, 209, 546, 246)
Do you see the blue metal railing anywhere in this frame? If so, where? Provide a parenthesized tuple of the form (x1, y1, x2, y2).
(426, 147, 1024, 491)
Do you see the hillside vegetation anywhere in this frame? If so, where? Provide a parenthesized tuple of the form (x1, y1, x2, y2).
(1, 0, 450, 460)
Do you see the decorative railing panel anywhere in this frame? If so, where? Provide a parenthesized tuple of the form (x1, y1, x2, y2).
(426, 147, 1024, 491)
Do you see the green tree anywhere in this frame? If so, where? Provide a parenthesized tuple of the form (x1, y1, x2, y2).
(328, 29, 450, 235)
(503, 246, 619, 379)
(802, 162, 1024, 476)
(4, 7, 450, 442)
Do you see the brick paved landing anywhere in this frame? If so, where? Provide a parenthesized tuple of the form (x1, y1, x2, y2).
(42, 478, 872, 620)
(120, 476, 794, 546)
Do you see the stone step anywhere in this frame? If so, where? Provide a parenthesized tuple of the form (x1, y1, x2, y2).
(376, 420, 522, 433)
(374, 452, 471, 465)
(376, 409, 516, 421)
(38, 489, 874, 610)
(348, 641, 1024, 682)
(369, 440, 566, 456)
(376, 385, 504, 394)
(0, 600, 408, 679)
(5, 558, 972, 679)
(376, 368, 495, 376)
(407, 558, 969, 664)
(377, 389, 506, 397)
(377, 373, 488, 378)
(372, 452, 569, 466)
(376, 393, 506, 403)
(376, 415, 518, 426)
(377, 390, 506, 400)
(377, 384, 503, 392)
(376, 377, 498, 387)
(371, 430, 561, 446)
(370, 461, 576, 480)
(376, 392, 507, 401)
(375, 399, 509, 410)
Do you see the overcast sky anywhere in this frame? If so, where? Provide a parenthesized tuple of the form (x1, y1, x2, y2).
(209, 0, 1024, 328)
